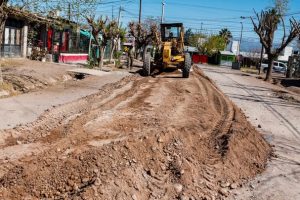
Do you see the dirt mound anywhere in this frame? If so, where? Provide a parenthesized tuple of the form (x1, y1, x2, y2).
(0, 59, 73, 97)
(0, 68, 271, 199)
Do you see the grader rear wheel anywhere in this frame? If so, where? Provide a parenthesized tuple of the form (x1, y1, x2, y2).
(143, 54, 151, 76)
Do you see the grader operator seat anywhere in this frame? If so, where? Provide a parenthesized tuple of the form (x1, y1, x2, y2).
(161, 23, 184, 54)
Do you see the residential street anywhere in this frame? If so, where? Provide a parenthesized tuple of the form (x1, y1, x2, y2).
(0, 67, 271, 199)
(200, 64, 300, 200)
(1, 0, 300, 199)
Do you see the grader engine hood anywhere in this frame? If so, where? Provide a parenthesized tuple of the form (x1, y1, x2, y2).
(163, 42, 184, 63)
(163, 42, 172, 62)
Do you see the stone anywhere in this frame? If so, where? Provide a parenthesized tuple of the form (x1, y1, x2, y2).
(16, 140, 22, 145)
(95, 178, 102, 186)
(258, 124, 262, 128)
(174, 183, 183, 193)
(157, 137, 164, 143)
(67, 180, 74, 187)
(131, 194, 138, 200)
(180, 195, 189, 200)
(230, 183, 238, 189)
(82, 178, 89, 183)
(219, 188, 229, 196)
(149, 169, 155, 177)
(220, 182, 230, 188)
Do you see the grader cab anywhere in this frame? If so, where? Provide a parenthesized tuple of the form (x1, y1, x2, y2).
(143, 23, 192, 78)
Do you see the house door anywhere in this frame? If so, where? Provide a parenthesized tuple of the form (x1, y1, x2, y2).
(1, 26, 22, 57)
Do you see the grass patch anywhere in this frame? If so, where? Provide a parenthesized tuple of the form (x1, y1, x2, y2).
(0, 58, 23, 68)
(0, 82, 14, 91)
(0, 82, 15, 98)
(241, 67, 258, 74)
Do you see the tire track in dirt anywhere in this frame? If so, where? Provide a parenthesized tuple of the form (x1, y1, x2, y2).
(222, 73, 300, 140)
(0, 69, 271, 200)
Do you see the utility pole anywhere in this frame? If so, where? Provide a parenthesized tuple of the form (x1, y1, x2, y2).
(200, 22, 203, 35)
(68, 3, 71, 21)
(138, 0, 142, 24)
(112, 5, 114, 19)
(239, 21, 243, 55)
(116, 6, 124, 52)
(117, 6, 123, 27)
(161, 1, 165, 24)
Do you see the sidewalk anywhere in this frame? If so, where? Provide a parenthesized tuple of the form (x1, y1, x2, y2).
(0, 72, 128, 130)
(199, 64, 300, 200)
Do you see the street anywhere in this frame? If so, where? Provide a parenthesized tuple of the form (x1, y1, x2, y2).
(0, 67, 270, 199)
(200, 64, 300, 200)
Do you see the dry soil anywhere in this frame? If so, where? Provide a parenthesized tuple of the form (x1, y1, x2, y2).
(0, 67, 271, 200)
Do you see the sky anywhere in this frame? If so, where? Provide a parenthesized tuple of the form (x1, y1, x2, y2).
(96, 0, 300, 50)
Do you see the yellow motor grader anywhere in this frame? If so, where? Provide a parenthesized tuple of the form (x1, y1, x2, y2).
(143, 23, 191, 78)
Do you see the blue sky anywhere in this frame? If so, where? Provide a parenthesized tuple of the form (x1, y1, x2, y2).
(97, 0, 300, 49)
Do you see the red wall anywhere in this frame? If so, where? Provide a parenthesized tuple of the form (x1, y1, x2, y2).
(192, 55, 208, 64)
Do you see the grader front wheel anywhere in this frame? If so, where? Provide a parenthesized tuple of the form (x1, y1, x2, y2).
(182, 53, 191, 78)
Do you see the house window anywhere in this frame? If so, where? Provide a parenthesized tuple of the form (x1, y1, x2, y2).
(10, 28, 15, 45)
(4, 28, 9, 44)
(16, 29, 21, 45)
(3, 27, 21, 45)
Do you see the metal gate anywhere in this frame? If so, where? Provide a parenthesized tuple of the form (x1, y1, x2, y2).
(1, 26, 22, 57)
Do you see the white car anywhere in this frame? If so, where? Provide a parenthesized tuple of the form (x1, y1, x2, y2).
(262, 61, 287, 73)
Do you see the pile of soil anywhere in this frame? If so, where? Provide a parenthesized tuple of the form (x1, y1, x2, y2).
(0, 59, 73, 97)
(0, 68, 271, 199)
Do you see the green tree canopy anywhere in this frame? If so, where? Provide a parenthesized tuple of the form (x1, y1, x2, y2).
(184, 29, 206, 47)
(198, 35, 226, 56)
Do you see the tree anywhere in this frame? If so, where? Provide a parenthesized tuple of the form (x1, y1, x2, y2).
(251, 7, 300, 81)
(128, 22, 160, 59)
(87, 16, 119, 69)
(219, 28, 232, 45)
(142, 16, 160, 32)
(273, 0, 289, 15)
(109, 27, 126, 63)
(198, 35, 226, 56)
(184, 29, 206, 48)
(184, 28, 193, 45)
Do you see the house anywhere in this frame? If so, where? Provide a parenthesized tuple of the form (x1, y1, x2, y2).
(220, 51, 236, 66)
(1, 7, 89, 64)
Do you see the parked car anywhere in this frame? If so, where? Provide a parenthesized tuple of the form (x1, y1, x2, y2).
(262, 61, 287, 73)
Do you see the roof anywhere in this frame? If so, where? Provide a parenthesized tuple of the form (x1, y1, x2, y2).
(5, 7, 52, 24)
(184, 46, 198, 52)
(4, 6, 77, 28)
(220, 51, 236, 56)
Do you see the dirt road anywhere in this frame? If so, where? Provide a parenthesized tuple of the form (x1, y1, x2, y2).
(200, 64, 300, 200)
(0, 67, 270, 199)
